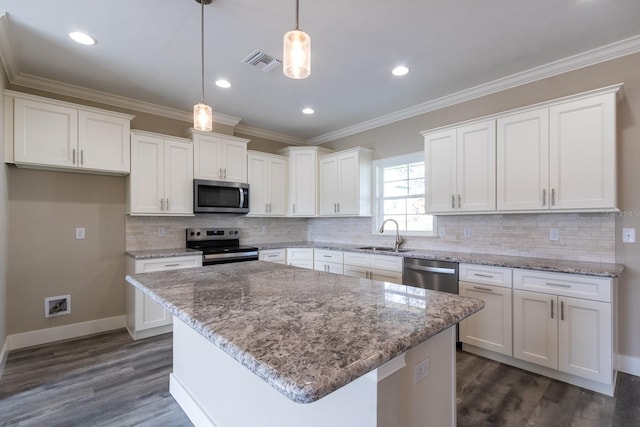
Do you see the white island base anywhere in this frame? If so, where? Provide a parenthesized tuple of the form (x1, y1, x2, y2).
(170, 318, 457, 427)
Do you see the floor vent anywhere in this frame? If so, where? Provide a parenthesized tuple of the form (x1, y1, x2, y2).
(241, 49, 281, 72)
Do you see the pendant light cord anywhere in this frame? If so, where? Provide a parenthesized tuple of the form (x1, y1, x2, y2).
(200, 0, 205, 104)
(295, 0, 300, 30)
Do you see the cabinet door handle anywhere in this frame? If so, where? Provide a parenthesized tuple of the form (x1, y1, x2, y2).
(551, 188, 556, 206)
(451, 195, 455, 209)
(473, 273, 493, 278)
(550, 299, 555, 319)
(293, 203, 296, 214)
(473, 286, 493, 292)
(160, 198, 165, 211)
(265, 203, 269, 213)
(545, 282, 571, 289)
(561, 301, 565, 321)
(220, 168, 223, 179)
(224, 168, 227, 180)
(334, 203, 337, 213)
(542, 189, 547, 206)
(458, 194, 462, 208)
(80, 149, 84, 166)
(72, 148, 76, 165)
(166, 199, 169, 211)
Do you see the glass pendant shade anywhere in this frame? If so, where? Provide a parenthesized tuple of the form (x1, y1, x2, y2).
(194, 102, 213, 131)
(283, 29, 311, 79)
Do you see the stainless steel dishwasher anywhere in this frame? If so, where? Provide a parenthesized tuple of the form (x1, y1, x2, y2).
(402, 258, 459, 294)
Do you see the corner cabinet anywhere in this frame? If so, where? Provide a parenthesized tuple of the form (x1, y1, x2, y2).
(497, 88, 618, 211)
(278, 146, 333, 216)
(247, 151, 288, 216)
(127, 130, 194, 216)
(186, 129, 249, 183)
(423, 119, 496, 213)
(7, 91, 133, 174)
(125, 254, 202, 339)
(319, 147, 373, 217)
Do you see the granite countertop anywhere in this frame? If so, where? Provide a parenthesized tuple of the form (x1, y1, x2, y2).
(254, 241, 624, 278)
(125, 248, 202, 259)
(125, 261, 484, 403)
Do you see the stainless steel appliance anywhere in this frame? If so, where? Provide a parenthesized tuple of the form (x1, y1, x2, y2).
(186, 228, 258, 265)
(403, 258, 459, 294)
(194, 179, 249, 214)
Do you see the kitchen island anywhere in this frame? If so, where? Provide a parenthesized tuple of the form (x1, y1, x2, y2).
(126, 261, 484, 427)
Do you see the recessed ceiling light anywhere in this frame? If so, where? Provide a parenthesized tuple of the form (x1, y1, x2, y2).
(302, 107, 315, 115)
(69, 32, 96, 46)
(392, 65, 409, 76)
(215, 79, 232, 89)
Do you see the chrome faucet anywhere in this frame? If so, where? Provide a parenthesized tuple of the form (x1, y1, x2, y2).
(379, 219, 405, 251)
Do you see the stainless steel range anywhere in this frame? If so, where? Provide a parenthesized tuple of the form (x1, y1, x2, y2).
(186, 228, 259, 265)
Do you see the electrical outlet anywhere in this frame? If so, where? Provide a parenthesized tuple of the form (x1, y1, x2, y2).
(463, 227, 471, 238)
(549, 228, 559, 241)
(622, 228, 636, 243)
(158, 227, 165, 237)
(261, 226, 267, 234)
(75, 227, 85, 240)
(413, 358, 430, 384)
(438, 226, 446, 238)
(356, 224, 362, 234)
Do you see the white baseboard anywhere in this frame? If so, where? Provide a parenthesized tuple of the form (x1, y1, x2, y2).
(617, 354, 640, 377)
(6, 315, 126, 352)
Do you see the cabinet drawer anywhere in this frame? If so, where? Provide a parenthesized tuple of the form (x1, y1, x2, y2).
(513, 269, 612, 302)
(136, 255, 202, 272)
(259, 249, 286, 262)
(459, 263, 513, 288)
(286, 248, 314, 261)
(343, 251, 370, 267)
(289, 260, 314, 270)
(314, 249, 344, 263)
(371, 254, 403, 273)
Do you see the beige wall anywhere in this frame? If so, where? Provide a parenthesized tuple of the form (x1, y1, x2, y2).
(7, 168, 126, 334)
(0, 64, 8, 347)
(236, 132, 292, 154)
(322, 52, 640, 359)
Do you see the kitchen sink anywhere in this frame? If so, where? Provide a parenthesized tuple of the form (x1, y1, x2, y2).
(357, 246, 410, 253)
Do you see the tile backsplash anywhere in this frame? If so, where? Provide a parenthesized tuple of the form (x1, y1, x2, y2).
(127, 212, 615, 263)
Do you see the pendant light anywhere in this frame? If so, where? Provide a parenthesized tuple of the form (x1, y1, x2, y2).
(194, 0, 213, 131)
(283, 0, 310, 79)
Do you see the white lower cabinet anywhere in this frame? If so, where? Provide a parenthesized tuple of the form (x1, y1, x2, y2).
(343, 252, 403, 284)
(314, 249, 344, 275)
(259, 249, 286, 264)
(286, 248, 314, 269)
(125, 255, 202, 340)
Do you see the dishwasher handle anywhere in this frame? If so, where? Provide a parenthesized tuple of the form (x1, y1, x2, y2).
(405, 264, 457, 275)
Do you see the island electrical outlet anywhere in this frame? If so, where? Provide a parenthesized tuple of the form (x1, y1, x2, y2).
(413, 358, 430, 384)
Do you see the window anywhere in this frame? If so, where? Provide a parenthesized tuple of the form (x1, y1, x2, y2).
(374, 153, 435, 235)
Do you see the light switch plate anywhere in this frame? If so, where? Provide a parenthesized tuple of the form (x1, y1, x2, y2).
(438, 226, 445, 238)
(622, 228, 636, 243)
(549, 228, 559, 241)
(75, 227, 85, 240)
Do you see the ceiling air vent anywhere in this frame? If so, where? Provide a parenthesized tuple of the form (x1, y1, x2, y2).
(241, 49, 282, 72)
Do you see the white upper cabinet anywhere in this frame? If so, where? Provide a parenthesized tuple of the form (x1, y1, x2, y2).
(549, 93, 616, 210)
(187, 129, 249, 183)
(497, 89, 617, 212)
(9, 91, 133, 174)
(247, 151, 288, 216)
(279, 146, 333, 216)
(128, 130, 193, 216)
(319, 147, 373, 216)
(424, 119, 496, 213)
(497, 108, 549, 211)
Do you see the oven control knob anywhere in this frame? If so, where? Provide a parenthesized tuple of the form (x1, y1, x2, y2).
(190, 232, 195, 236)
(196, 232, 201, 236)
(234, 230, 238, 235)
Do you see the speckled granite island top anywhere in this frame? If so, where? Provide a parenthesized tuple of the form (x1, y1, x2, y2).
(125, 261, 484, 403)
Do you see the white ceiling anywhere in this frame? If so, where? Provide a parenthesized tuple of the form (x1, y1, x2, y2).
(0, 0, 639, 144)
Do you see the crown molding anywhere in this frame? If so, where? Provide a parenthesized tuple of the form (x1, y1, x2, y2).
(235, 124, 307, 145)
(308, 34, 640, 145)
(0, 12, 19, 80)
(8, 72, 242, 127)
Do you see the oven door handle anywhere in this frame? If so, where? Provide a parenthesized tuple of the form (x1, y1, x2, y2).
(239, 188, 245, 208)
(405, 265, 456, 275)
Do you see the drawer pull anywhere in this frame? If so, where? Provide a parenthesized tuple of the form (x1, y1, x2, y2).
(473, 286, 493, 292)
(473, 273, 494, 278)
(545, 282, 571, 288)
(164, 263, 180, 267)
(323, 255, 332, 258)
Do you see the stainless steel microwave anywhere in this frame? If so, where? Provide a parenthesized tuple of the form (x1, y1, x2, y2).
(194, 179, 249, 213)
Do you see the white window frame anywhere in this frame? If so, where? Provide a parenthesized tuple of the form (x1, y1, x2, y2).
(373, 152, 436, 237)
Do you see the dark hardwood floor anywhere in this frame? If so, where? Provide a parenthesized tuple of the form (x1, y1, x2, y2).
(0, 329, 638, 426)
